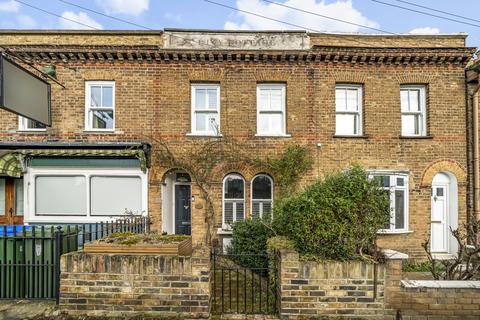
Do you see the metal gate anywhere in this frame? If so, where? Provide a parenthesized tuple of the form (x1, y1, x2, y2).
(211, 251, 277, 315)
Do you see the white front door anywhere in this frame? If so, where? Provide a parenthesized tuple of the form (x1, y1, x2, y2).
(431, 184, 448, 253)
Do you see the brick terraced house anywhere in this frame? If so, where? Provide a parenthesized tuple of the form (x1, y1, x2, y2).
(0, 29, 475, 258)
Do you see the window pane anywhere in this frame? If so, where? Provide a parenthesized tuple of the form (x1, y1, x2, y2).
(14, 179, 24, 216)
(207, 89, 218, 109)
(258, 113, 283, 134)
(195, 113, 207, 132)
(400, 90, 409, 112)
(383, 190, 391, 229)
(26, 119, 46, 129)
(90, 86, 102, 107)
(195, 89, 206, 109)
(336, 114, 357, 135)
(252, 202, 260, 219)
(224, 176, 244, 199)
(346, 89, 358, 111)
(102, 86, 113, 107)
(374, 176, 390, 188)
(236, 202, 244, 221)
(269, 89, 283, 110)
(335, 89, 346, 111)
(36, 176, 86, 215)
(402, 114, 419, 135)
(0, 178, 5, 215)
(224, 201, 234, 224)
(91, 176, 142, 215)
(395, 190, 405, 229)
(92, 110, 114, 129)
(408, 90, 419, 111)
(396, 177, 405, 187)
(252, 175, 272, 199)
(208, 113, 219, 133)
(258, 90, 270, 110)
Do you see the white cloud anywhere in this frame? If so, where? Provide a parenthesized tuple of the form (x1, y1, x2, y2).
(164, 12, 182, 23)
(59, 11, 103, 29)
(0, 0, 19, 12)
(223, 0, 378, 32)
(97, 0, 149, 16)
(409, 27, 440, 35)
(17, 14, 37, 28)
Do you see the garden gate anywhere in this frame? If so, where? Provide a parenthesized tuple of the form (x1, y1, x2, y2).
(211, 250, 278, 315)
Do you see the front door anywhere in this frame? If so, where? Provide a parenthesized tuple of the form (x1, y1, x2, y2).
(175, 184, 191, 235)
(431, 185, 448, 253)
(0, 178, 24, 225)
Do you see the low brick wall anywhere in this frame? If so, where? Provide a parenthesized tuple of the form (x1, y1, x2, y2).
(277, 249, 389, 318)
(387, 280, 480, 319)
(59, 247, 210, 318)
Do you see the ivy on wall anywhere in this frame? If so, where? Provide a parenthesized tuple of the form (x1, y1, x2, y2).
(151, 136, 312, 245)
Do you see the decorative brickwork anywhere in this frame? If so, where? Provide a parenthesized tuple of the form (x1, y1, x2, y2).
(59, 247, 210, 318)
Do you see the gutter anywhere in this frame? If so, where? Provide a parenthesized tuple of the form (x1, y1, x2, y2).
(469, 61, 480, 220)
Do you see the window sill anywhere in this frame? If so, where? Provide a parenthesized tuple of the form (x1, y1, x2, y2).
(82, 130, 121, 134)
(217, 228, 232, 235)
(17, 130, 48, 133)
(255, 134, 292, 138)
(377, 230, 413, 235)
(186, 133, 223, 138)
(333, 135, 368, 139)
(399, 135, 433, 139)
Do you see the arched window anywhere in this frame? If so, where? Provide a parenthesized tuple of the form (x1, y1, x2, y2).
(251, 174, 273, 219)
(223, 174, 245, 229)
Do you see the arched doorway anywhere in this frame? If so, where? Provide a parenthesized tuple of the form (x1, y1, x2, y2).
(431, 172, 458, 257)
(162, 170, 192, 235)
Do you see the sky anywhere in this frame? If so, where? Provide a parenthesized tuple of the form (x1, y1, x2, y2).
(0, 0, 478, 48)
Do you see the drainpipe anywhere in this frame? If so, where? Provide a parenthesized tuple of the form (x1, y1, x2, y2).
(474, 83, 480, 220)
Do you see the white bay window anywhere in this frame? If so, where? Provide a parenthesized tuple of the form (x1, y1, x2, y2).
(18, 116, 47, 131)
(26, 167, 147, 223)
(401, 85, 426, 136)
(371, 173, 409, 233)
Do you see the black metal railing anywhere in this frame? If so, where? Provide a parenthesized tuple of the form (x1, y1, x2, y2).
(0, 216, 149, 303)
(211, 251, 277, 315)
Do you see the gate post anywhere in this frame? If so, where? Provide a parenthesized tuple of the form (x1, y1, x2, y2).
(54, 226, 63, 305)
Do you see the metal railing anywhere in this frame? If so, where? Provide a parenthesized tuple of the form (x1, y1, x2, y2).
(0, 216, 149, 303)
(211, 251, 277, 315)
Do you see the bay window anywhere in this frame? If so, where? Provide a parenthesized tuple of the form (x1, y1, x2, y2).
(18, 116, 47, 131)
(26, 166, 147, 223)
(371, 173, 409, 232)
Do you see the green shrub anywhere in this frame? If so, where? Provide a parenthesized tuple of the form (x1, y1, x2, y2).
(272, 165, 389, 260)
(228, 216, 275, 270)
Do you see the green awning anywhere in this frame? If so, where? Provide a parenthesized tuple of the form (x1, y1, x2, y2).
(0, 148, 147, 178)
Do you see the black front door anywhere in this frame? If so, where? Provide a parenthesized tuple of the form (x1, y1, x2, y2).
(175, 184, 191, 235)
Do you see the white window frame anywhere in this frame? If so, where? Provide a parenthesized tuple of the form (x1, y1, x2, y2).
(400, 85, 427, 137)
(190, 84, 221, 136)
(18, 116, 47, 131)
(256, 83, 287, 136)
(369, 171, 409, 233)
(24, 167, 148, 224)
(222, 174, 245, 230)
(250, 174, 274, 219)
(335, 84, 363, 136)
(85, 81, 116, 131)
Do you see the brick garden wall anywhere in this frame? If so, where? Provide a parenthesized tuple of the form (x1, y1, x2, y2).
(277, 249, 480, 319)
(59, 248, 210, 318)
